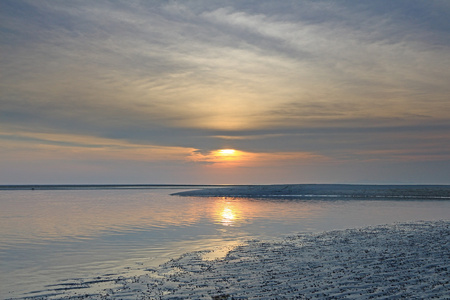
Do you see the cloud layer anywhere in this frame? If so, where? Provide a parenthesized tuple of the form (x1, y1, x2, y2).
(1, 0, 449, 183)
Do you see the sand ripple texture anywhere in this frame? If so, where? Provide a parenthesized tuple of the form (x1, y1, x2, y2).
(25, 221, 450, 300)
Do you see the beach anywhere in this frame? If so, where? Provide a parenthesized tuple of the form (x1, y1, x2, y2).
(24, 220, 449, 299)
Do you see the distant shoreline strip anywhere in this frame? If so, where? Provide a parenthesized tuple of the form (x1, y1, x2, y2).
(171, 184, 450, 199)
(0, 184, 240, 191)
(176, 194, 450, 199)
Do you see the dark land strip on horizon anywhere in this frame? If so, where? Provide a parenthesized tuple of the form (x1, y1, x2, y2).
(0, 184, 241, 191)
(171, 184, 450, 199)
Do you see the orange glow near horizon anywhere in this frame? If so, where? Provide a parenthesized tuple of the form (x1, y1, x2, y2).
(187, 148, 247, 166)
(187, 148, 330, 167)
(218, 149, 236, 155)
(211, 148, 246, 166)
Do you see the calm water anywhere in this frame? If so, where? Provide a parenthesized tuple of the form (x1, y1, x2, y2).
(1, 188, 450, 298)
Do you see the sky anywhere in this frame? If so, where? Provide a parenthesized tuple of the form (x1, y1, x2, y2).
(1, 0, 449, 184)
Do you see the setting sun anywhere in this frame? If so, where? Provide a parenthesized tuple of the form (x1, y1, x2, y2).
(218, 149, 236, 155)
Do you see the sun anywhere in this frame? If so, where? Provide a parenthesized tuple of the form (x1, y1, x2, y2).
(218, 149, 236, 156)
(194, 148, 246, 166)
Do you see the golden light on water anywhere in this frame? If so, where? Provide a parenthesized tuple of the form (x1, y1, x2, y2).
(214, 199, 241, 226)
(221, 207, 235, 225)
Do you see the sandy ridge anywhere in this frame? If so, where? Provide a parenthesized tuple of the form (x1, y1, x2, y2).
(172, 184, 450, 199)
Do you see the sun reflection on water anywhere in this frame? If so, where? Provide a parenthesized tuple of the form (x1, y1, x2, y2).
(215, 199, 242, 226)
(221, 207, 235, 226)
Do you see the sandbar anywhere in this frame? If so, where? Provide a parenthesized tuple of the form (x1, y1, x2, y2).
(172, 184, 450, 199)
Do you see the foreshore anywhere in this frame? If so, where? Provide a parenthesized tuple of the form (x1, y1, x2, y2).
(24, 220, 450, 299)
(172, 184, 450, 199)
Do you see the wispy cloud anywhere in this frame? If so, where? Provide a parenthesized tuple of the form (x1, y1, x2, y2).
(1, 0, 449, 183)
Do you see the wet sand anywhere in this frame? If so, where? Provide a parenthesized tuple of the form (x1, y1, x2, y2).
(29, 220, 450, 299)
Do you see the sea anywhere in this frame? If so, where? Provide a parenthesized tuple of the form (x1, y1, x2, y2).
(1, 185, 450, 299)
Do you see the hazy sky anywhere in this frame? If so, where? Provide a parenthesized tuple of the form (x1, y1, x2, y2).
(1, 0, 449, 184)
